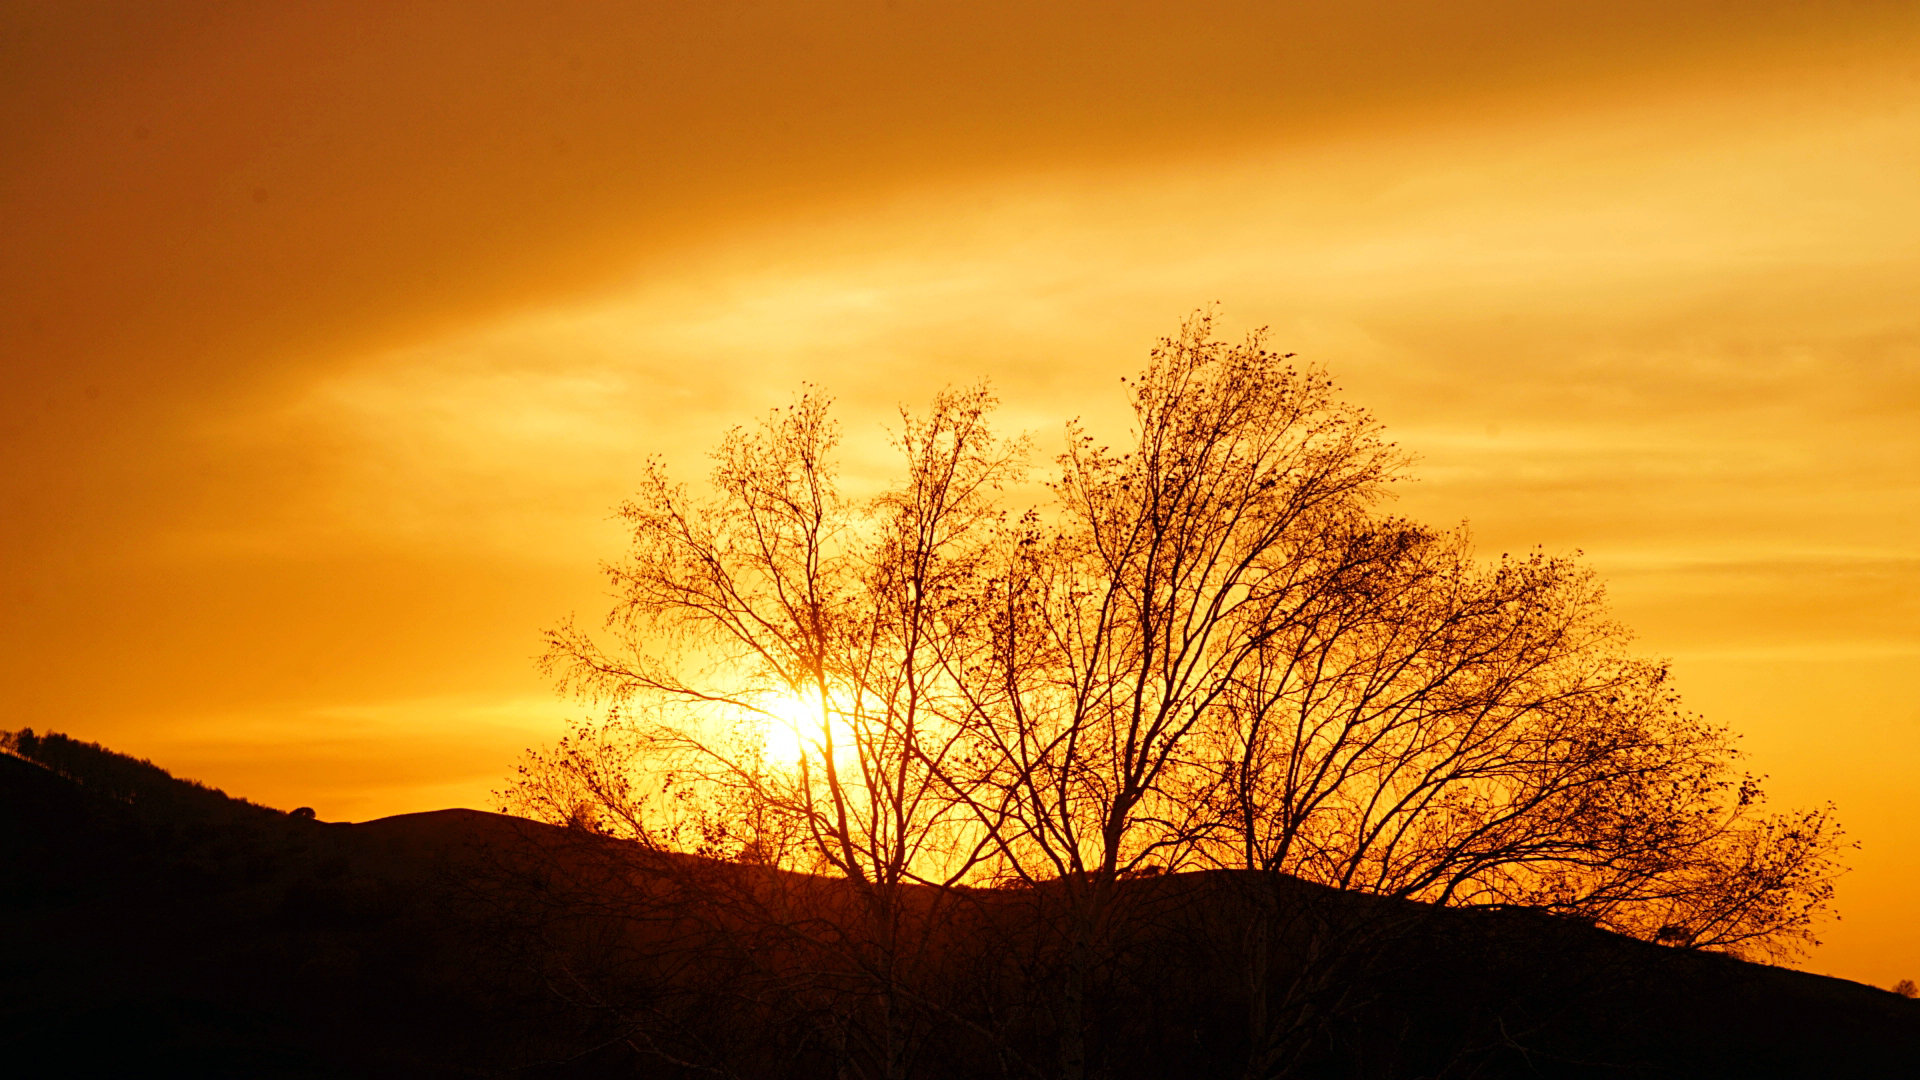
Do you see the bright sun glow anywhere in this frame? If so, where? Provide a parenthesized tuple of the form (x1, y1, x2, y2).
(758, 690, 825, 767)
(755, 688, 869, 772)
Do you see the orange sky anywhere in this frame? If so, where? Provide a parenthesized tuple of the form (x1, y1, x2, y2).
(4, 1, 1917, 987)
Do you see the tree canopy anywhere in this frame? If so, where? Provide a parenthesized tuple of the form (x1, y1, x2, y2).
(513, 314, 1845, 1077)
(522, 312, 1841, 957)
(510, 311, 1843, 1076)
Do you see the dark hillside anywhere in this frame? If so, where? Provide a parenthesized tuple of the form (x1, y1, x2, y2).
(2, 732, 1915, 1078)
(0, 735, 586, 1077)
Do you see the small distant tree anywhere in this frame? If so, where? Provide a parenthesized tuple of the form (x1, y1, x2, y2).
(1894, 978, 1918, 998)
(514, 311, 1848, 1080)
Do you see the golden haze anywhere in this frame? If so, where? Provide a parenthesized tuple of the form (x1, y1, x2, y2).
(2, 2, 1916, 986)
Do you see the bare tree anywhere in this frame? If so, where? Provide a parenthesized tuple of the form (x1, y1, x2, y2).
(922, 313, 1404, 1078)
(533, 384, 1026, 1079)
(1162, 517, 1847, 1075)
(1194, 522, 1839, 941)
(511, 311, 1846, 1080)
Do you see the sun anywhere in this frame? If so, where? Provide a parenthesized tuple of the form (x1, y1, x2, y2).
(755, 687, 862, 770)
(758, 689, 821, 766)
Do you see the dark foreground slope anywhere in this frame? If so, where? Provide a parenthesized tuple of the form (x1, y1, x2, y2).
(2, 731, 1916, 1079)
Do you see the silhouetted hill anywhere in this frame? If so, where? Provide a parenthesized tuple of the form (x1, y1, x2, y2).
(0, 734, 583, 1077)
(2, 731, 1915, 1078)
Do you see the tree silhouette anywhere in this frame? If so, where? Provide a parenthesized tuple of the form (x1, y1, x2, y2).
(516, 311, 1848, 1079)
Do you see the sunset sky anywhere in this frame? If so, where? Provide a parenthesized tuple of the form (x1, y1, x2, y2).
(4, 1, 1917, 987)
